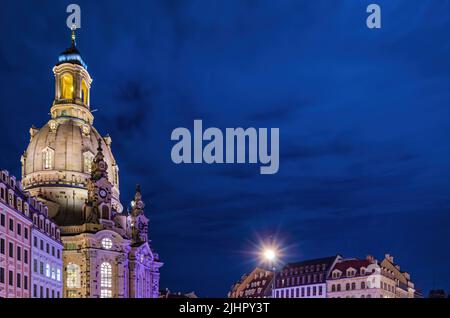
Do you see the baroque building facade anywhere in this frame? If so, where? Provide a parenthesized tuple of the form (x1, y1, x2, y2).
(20, 29, 162, 298)
(30, 196, 63, 298)
(273, 255, 341, 298)
(0, 171, 32, 298)
(1, 169, 63, 298)
(327, 255, 415, 298)
(228, 267, 273, 298)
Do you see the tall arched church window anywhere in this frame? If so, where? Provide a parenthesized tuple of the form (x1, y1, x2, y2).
(100, 262, 112, 298)
(66, 263, 80, 288)
(83, 151, 94, 174)
(81, 79, 88, 105)
(42, 147, 54, 170)
(61, 73, 74, 99)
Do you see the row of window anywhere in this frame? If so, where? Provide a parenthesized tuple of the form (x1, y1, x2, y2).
(33, 236, 61, 259)
(330, 281, 396, 293)
(331, 281, 367, 292)
(381, 281, 396, 293)
(1, 179, 61, 243)
(0, 213, 29, 239)
(276, 273, 324, 288)
(331, 268, 375, 279)
(32, 213, 60, 240)
(33, 284, 61, 298)
(275, 285, 324, 298)
(59, 72, 89, 104)
(0, 267, 28, 290)
(0, 182, 46, 219)
(280, 264, 327, 276)
(0, 238, 29, 263)
(33, 259, 61, 282)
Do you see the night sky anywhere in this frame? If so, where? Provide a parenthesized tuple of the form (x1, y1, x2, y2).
(1, 0, 450, 297)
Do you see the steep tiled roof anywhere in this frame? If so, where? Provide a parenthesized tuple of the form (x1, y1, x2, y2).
(284, 256, 338, 269)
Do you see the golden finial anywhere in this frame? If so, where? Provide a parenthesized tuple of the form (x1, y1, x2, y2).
(71, 24, 76, 46)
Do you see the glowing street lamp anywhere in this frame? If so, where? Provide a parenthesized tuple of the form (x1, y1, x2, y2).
(264, 249, 276, 262)
(261, 246, 278, 298)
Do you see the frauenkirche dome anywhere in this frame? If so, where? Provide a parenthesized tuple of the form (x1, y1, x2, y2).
(21, 29, 122, 226)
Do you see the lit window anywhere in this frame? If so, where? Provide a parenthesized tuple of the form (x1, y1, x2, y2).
(67, 263, 80, 288)
(101, 262, 112, 288)
(57, 269, 61, 282)
(100, 262, 112, 298)
(101, 289, 112, 298)
(61, 73, 74, 99)
(81, 80, 89, 105)
(101, 238, 113, 250)
(51, 267, 56, 280)
(83, 152, 94, 174)
(67, 290, 77, 298)
(42, 148, 54, 170)
(46, 263, 50, 277)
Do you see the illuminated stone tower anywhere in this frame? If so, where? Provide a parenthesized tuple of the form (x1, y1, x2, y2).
(21, 28, 122, 224)
(20, 28, 162, 298)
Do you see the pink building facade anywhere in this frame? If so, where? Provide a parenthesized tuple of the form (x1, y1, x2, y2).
(0, 170, 32, 298)
(30, 204, 63, 298)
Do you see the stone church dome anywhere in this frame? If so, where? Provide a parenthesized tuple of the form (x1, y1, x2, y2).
(21, 30, 122, 226)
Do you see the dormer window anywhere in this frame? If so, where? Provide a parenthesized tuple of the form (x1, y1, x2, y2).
(42, 147, 54, 170)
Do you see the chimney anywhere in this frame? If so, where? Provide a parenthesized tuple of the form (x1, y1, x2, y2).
(385, 254, 394, 263)
(366, 255, 375, 263)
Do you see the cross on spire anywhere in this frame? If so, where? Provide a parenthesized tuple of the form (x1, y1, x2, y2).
(71, 24, 77, 47)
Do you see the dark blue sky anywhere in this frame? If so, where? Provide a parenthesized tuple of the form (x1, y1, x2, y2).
(1, 0, 450, 297)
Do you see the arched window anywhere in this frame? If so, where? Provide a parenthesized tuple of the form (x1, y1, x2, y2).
(67, 263, 80, 288)
(61, 73, 74, 99)
(346, 283, 350, 291)
(332, 284, 336, 292)
(361, 281, 366, 289)
(81, 80, 88, 105)
(42, 148, 54, 170)
(83, 152, 94, 174)
(100, 262, 112, 298)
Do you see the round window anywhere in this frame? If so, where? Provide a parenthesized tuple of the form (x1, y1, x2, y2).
(101, 238, 113, 250)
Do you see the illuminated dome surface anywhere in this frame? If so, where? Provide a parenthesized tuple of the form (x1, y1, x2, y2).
(22, 117, 121, 225)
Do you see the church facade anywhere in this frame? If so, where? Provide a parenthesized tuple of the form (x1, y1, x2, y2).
(20, 29, 162, 298)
